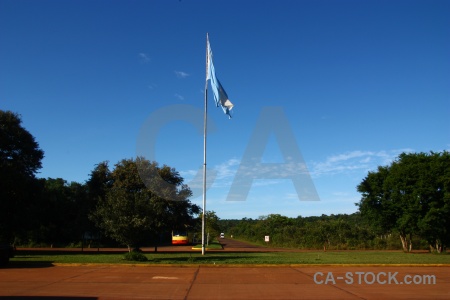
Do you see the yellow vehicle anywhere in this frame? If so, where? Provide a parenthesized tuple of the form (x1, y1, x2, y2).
(172, 230, 189, 245)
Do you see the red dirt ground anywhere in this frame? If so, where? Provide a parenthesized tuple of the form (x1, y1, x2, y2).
(1, 238, 448, 299)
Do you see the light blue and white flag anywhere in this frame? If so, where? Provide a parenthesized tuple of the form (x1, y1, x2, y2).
(207, 37, 234, 118)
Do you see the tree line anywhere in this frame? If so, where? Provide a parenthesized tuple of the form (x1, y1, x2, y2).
(219, 213, 413, 251)
(219, 152, 450, 253)
(0, 111, 200, 251)
(1, 110, 449, 253)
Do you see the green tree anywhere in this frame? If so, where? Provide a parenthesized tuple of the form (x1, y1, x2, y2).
(85, 161, 113, 244)
(66, 181, 90, 245)
(218, 213, 376, 250)
(0, 111, 44, 242)
(356, 166, 395, 236)
(202, 211, 221, 243)
(414, 152, 450, 252)
(90, 157, 199, 251)
(37, 178, 75, 245)
(86, 161, 112, 202)
(23, 178, 89, 246)
(357, 151, 450, 252)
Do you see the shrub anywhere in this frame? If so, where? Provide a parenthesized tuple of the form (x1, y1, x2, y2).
(123, 250, 148, 262)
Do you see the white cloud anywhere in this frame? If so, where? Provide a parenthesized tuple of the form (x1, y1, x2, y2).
(179, 169, 198, 178)
(179, 148, 415, 210)
(174, 93, 184, 100)
(147, 83, 157, 90)
(310, 148, 414, 178)
(174, 71, 190, 78)
(214, 158, 240, 180)
(138, 52, 150, 63)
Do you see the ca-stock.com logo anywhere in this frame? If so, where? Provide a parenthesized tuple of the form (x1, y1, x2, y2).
(136, 104, 320, 202)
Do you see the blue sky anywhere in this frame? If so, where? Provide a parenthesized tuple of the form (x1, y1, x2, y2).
(1, 0, 449, 219)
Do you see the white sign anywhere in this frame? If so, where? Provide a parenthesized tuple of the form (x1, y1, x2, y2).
(265, 236, 270, 242)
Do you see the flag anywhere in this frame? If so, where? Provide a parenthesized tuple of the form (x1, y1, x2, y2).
(207, 37, 234, 118)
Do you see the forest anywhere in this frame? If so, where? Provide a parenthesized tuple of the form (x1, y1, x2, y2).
(219, 213, 423, 251)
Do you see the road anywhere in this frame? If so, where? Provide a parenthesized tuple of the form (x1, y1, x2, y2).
(219, 237, 277, 251)
(15, 238, 272, 253)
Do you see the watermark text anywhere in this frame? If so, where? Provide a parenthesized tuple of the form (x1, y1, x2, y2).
(313, 271, 436, 285)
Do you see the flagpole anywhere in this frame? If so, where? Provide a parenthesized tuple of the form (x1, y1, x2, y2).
(202, 33, 209, 256)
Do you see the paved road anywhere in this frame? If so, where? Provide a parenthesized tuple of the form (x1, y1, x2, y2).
(15, 238, 271, 254)
(219, 238, 277, 251)
(1, 264, 449, 299)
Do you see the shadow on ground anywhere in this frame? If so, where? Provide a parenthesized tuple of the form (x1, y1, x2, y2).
(148, 254, 262, 264)
(0, 297, 97, 300)
(2, 260, 54, 269)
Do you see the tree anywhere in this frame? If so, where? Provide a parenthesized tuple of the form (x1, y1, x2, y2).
(17, 178, 89, 247)
(357, 151, 450, 252)
(415, 152, 450, 252)
(0, 111, 44, 242)
(33, 178, 77, 245)
(90, 157, 199, 251)
(67, 181, 91, 246)
(85, 161, 113, 244)
(201, 211, 221, 244)
(86, 161, 112, 203)
(356, 166, 394, 235)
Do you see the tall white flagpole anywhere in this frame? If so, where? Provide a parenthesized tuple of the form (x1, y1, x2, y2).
(202, 33, 209, 256)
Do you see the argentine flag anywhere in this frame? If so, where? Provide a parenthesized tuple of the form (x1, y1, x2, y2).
(207, 38, 234, 118)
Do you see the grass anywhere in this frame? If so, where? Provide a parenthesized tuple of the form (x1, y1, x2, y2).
(10, 250, 450, 266)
